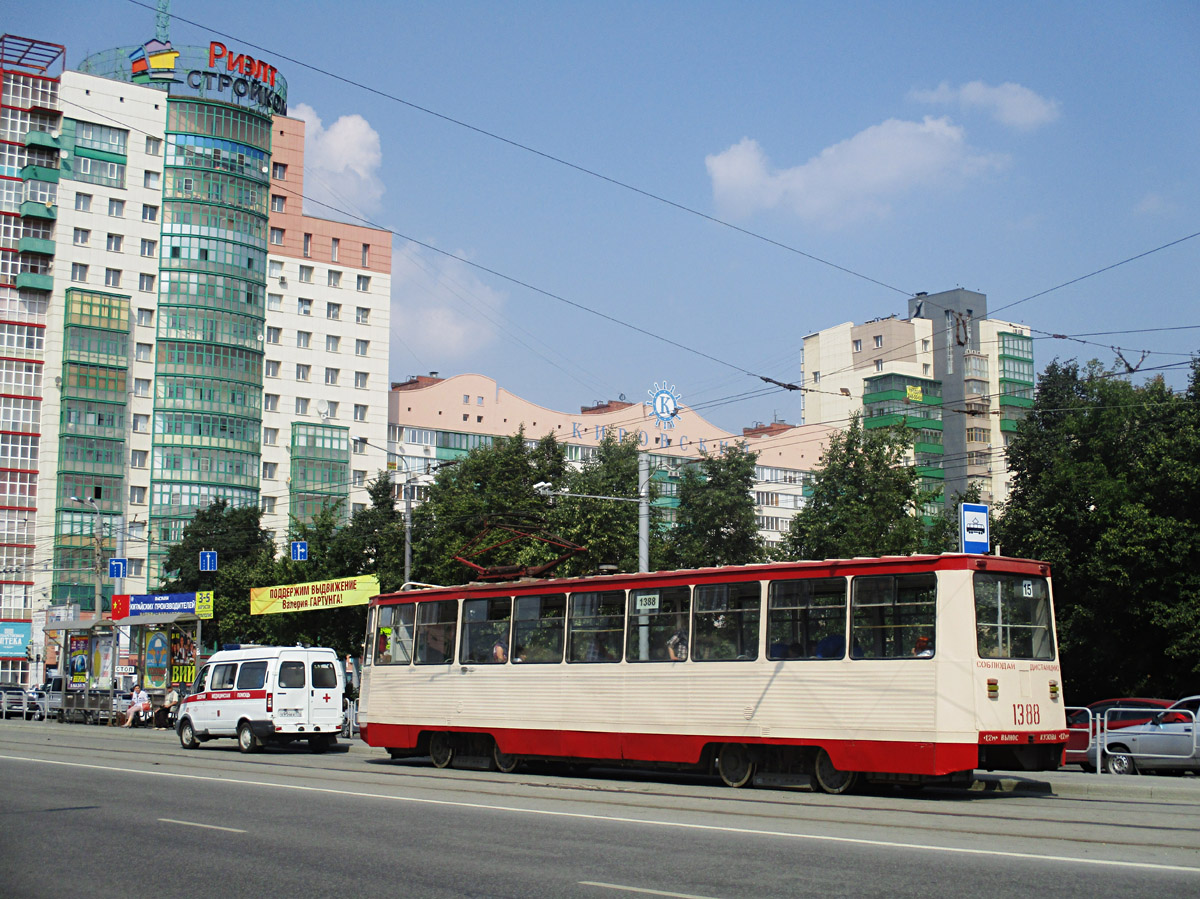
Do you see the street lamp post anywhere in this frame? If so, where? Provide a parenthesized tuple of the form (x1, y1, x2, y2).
(71, 495, 116, 723)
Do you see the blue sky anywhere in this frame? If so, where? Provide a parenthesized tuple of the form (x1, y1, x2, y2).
(12, 1, 1199, 431)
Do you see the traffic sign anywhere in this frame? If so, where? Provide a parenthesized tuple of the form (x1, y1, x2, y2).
(199, 550, 218, 572)
(291, 541, 308, 561)
(960, 503, 990, 554)
(108, 558, 127, 579)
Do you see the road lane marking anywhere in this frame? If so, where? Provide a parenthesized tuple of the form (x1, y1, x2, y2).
(581, 881, 723, 898)
(159, 817, 246, 833)
(2, 754, 1198, 876)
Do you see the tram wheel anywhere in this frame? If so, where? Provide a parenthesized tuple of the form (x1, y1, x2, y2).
(812, 748, 860, 794)
(429, 732, 455, 769)
(716, 743, 756, 788)
(492, 743, 521, 774)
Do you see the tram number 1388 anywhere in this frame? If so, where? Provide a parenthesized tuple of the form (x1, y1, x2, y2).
(1012, 703, 1041, 726)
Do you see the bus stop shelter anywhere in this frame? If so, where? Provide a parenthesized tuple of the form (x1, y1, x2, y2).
(42, 615, 119, 723)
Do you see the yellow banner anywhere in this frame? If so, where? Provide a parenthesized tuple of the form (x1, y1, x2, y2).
(195, 590, 214, 620)
(250, 575, 380, 616)
(906, 385, 924, 402)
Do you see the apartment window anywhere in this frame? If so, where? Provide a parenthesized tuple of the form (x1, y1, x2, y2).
(361, 243, 369, 267)
(355, 307, 370, 324)
(106, 233, 123, 253)
(104, 268, 122, 288)
(271, 195, 286, 213)
(139, 273, 155, 291)
(133, 378, 151, 397)
(330, 237, 339, 262)
(130, 450, 148, 468)
(135, 343, 152, 362)
(353, 438, 366, 455)
(272, 162, 287, 180)
(353, 470, 366, 487)
(141, 204, 158, 222)
(267, 293, 282, 310)
(297, 331, 311, 348)
(263, 427, 278, 445)
(75, 193, 92, 212)
(132, 413, 149, 432)
(325, 401, 338, 418)
(852, 339, 862, 353)
(263, 462, 277, 479)
(327, 270, 341, 288)
(922, 339, 930, 352)
(354, 371, 368, 389)
(140, 238, 156, 257)
(265, 360, 279, 377)
(296, 364, 310, 381)
(923, 364, 931, 376)
(145, 136, 162, 156)
(353, 404, 367, 422)
(266, 327, 281, 344)
(325, 368, 339, 385)
(71, 263, 88, 282)
(812, 371, 821, 384)
(356, 275, 370, 292)
(298, 298, 312, 316)
(269, 260, 284, 278)
(270, 227, 284, 245)
(264, 393, 279, 412)
(326, 303, 340, 320)
(261, 496, 276, 514)
(355, 339, 368, 356)
(130, 485, 146, 504)
(143, 171, 160, 190)
(352, 503, 365, 515)
(325, 335, 340, 353)
(108, 198, 124, 217)
(299, 265, 313, 283)
(73, 228, 89, 245)
(874, 334, 883, 348)
(295, 397, 309, 415)
(875, 359, 884, 372)
(136, 308, 153, 327)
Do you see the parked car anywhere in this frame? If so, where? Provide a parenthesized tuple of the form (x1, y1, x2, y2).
(1087, 695, 1200, 775)
(1065, 697, 1173, 769)
(27, 675, 63, 720)
(0, 682, 35, 719)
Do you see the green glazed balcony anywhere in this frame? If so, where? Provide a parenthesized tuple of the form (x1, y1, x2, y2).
(23, 130, 60, 151)
(18, 236, 55, 256)
(19, 199, 56, 219)
(15, 271, 53, 291)
(21, 163, 59, 183)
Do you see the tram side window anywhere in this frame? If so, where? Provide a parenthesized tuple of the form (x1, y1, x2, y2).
(462, 597, 512, 663)
(850, 574, 937, 659)
(567, 591, 624, 663)
(974, 573, 1054, 660)
(372, 605, 414, 665)
(693, 581, 761, 661)
(414, 600, 458, 665)
(626, 586, 691, 662)
(513, 593, 566, 663)
(767, 577, 847, 659)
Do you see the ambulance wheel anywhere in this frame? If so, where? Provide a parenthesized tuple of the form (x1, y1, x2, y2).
(812, 748, 860, 794)
(238, 722, 262, 754)
(309, 734, 332, 754)
(492, 743, 521, 774)
(429, 732, 455, 768)
(179, 719, 199, 750)
(716, 743, 756, 788)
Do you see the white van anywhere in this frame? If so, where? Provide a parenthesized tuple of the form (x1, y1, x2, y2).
(176, 646, 344, 753)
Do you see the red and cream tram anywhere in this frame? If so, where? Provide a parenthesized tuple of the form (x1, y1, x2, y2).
(359, 554, 1068, 793)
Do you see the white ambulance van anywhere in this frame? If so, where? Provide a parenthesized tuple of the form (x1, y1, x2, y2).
(176, 645, 344, 753)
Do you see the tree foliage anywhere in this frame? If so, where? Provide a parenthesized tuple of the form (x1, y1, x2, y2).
(995, 359, 1200, 702)
(664, 442, 763, 569)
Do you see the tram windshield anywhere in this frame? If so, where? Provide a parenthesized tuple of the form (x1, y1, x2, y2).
(974, 573, 1054, 660)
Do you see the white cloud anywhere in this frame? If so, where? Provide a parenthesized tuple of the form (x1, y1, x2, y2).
(291, 102, 385, 218)
(909, 81, 1060, 130)
(706, 117, 1006, 226)
(390, 243, 506, 361)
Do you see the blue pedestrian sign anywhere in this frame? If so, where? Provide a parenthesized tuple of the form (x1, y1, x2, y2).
(291, 541, 308, 561)
(108, 558, 127, 579)
(199, 550, 218, 572)
(960, 503, 990, 554)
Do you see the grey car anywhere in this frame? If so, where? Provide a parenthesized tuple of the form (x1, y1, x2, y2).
(1089, 695, 1200, 775)
(0, 683, 34, 719)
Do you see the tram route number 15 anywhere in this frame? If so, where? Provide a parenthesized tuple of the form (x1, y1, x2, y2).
(1013, 703, 1041, 726)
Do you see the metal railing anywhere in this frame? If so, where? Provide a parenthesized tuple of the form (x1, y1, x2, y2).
(1067, 705, 1197, 775)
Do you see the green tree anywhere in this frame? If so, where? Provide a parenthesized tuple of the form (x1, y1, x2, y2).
(779, 416, 925, 560)
(664, 442, 763, 568)
(995, 358, 1200, 701)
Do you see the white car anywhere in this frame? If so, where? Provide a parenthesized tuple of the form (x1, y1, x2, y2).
(1088, 695, 1200, 775)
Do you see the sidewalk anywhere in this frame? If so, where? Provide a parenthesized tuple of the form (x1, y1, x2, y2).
(969, 769, 1200, 801)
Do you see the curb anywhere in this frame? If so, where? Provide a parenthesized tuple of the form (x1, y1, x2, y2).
(969, 772, 1200, 802)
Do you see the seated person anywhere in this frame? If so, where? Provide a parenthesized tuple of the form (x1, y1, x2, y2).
(666, 628, 688, 661)
(815, 634, 844, 659)
(154, 683, 180, 729)
(491, 638, 508, 663)
(912, 636, 934, 657)
(123, 684, 151, 727)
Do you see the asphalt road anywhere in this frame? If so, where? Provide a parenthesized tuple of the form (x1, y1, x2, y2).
(1, 720, 1197, 898)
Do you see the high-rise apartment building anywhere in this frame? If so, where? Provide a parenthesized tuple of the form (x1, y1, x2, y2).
(0, 31, 391, 686)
